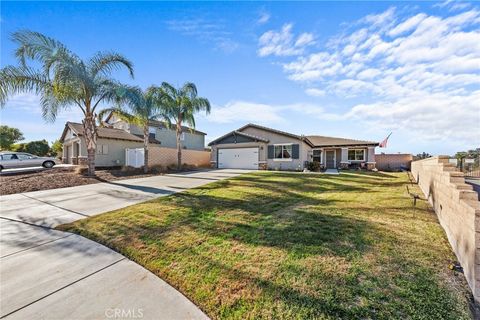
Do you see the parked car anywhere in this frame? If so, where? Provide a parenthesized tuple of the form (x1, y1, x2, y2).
(0, 151, 56, 171)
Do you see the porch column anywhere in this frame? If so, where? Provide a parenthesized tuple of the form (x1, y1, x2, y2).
(367, 147, 375, 162)
(367, 147, 376, 170)
(340, 147, 349, 169)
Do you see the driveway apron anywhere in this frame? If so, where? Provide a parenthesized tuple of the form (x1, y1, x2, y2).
(0, 169, 250, 319)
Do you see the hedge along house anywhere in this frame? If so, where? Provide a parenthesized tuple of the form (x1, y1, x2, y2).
(208, 123, 379, 171)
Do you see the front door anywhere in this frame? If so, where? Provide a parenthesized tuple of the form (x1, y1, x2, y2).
(326, 150, 335, 169)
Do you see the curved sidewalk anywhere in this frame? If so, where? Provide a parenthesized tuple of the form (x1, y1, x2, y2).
(0, 169, 249, 319)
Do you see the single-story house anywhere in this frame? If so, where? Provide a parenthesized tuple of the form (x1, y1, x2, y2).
(60, 114, 207, 166)
(208, 123, 379, 170)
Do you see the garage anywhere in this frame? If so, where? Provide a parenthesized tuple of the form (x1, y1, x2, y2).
(218, 148, 258, 169)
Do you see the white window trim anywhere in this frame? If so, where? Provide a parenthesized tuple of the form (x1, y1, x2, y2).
(273, 143, 293, 161)
(348, 149, 366, 161)
(180, 132, 185, 141)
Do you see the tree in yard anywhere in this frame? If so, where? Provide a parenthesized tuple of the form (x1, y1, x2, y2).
(159, 82, 211, 170)
(50, 139, 63, 157)
(0, 30, 134, 176)
(415, 152, 432, 160)
(0, 125, 24, 150)
(98, 86, 167, 173)
(13, 139, 50, 156)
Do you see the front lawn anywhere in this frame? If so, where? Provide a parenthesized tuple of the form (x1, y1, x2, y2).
(59, 171, 472, 319)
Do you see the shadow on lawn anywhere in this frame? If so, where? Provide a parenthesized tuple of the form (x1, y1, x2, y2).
(57, 171, 471, 319)
(119, 174, 378, 258)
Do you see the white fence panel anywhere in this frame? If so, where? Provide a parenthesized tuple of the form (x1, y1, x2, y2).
(125, 148, 145, 168)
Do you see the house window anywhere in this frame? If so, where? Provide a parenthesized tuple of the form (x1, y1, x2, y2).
(313, 149, 321, 163)
(180, 132, 185, 141)
(148, 126, 156, 134)
(348, 149, 365, 161)
(97, 145, 109, 155)
(274, 144, 292, 160)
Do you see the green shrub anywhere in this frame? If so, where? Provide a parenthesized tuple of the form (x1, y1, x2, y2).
(307, 161, 321, 171)
(12, 139, 50, 156)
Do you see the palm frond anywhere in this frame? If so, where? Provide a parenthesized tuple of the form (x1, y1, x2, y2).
(88, 52, 134, 78)
(192, 97, 211, 113)
(181, 82, 197, 99)
(12, 30, 81, 77)
(0, 66, 51, 106)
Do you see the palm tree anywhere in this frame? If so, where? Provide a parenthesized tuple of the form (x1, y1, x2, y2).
(99, 86, 167, 173)
(159, 82, 211, 170)
(0, 30, 134, 176)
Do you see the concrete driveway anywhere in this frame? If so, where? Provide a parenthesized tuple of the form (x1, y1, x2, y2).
(0, 169, 249, 319)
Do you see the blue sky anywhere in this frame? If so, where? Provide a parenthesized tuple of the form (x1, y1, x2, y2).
(1, 1, 479, 155)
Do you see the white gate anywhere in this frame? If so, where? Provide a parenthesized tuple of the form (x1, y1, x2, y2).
(125, 148, 145, 168)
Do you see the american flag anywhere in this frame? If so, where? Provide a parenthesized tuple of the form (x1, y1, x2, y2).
(379, 132, 392, 148)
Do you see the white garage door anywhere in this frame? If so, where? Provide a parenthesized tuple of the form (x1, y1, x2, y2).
(218, 148, 258, 169)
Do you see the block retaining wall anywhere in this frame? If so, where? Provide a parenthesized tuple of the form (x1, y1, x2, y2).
(412, 156, 480, 302)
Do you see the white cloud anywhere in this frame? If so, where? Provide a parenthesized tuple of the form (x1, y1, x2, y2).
(206, 100, 339, 125)
(388, 13, 427, 36)
(346, 90, 480, 142)
(3, 93, 42, 114)
(207, 101, 285, 124)
(434, 0, 471, 11)
(166, 19, 239, 53)
(258, 24, 315, 57)
(268, 6, 480, 146)
(2, 92, 87, 122)
(257, 12, 270, 25)
(305, 88, 326, 97)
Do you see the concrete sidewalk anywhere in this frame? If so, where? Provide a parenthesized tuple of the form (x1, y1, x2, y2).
(0, 169, 250, 319)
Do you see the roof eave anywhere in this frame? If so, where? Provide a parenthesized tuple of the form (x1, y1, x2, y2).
(208, 130, 269, 146)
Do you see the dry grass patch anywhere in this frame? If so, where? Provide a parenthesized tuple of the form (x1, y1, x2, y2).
(59, 171, 473, 319)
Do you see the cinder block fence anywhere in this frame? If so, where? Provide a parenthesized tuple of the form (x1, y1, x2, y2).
(148, 147, 210, 168)
(375, 153, 413, 171)
(412, 156, 480, 302)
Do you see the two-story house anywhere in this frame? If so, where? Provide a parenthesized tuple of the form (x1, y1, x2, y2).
(59, 112, 207, 167)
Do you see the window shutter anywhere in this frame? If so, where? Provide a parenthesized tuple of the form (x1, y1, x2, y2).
(292, 144, 300, 159)
(267, 145, 274, 159)
(103, 145, 109, 155)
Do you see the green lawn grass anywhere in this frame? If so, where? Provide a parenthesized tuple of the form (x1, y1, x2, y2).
(59, 171, 472, 319)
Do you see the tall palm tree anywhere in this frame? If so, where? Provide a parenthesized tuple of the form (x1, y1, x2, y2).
(0, 30, 134, 176)
(159, 82, 211, 170)
(99, 86, 167, 173)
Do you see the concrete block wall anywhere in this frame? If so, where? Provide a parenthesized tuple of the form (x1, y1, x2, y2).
(376, 153, 413, 171)
(148, 147, 210, 168)
(412, 156, 480, 302)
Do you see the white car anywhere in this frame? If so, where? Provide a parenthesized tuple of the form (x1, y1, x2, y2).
(0, 151, 56, 172)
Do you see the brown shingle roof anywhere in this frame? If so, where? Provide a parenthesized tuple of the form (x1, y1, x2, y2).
(238, 123, 305, 140)
(208, 130, 269, 146)
(306, 135, 379, 147)
(63, 122, 143, 142)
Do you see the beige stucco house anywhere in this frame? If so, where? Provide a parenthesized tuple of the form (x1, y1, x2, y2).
(208, 124, 379, 171)
(60, 114, 207, 167)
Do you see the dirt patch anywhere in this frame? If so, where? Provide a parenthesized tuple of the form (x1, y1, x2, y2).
(0, 167, 162, 195)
